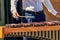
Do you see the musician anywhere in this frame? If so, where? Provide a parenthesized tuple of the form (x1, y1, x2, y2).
(10, 0, 60, 40)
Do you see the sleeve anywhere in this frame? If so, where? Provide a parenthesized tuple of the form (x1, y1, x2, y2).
(42, 0, 57, 16)
(10, 0, 18, 12)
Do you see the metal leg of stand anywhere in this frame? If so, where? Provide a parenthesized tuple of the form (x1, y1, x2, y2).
(23, 37, 27, 40)
(28, 18, 32, 23)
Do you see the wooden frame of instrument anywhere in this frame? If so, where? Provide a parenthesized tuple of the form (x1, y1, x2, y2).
(0, 26, 60, 40)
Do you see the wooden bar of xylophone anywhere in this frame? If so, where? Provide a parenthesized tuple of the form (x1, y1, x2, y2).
(5, 21, 60, 28)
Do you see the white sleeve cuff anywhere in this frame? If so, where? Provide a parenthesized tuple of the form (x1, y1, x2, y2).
(11, 9, 17, 14)
(48, 9, 57, 16)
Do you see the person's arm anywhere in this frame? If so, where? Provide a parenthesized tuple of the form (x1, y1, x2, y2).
(42, 0, 57, 16)
(10, 0, 19, 18)
(11, 0, 18, 12)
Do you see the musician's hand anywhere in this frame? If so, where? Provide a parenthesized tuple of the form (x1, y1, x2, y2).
(56, 12, 60, 17)
(12, 11, 19, 18)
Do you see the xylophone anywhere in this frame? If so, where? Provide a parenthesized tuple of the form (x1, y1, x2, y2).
(0, 21, 60, 40)
(5, 21, 60, 28)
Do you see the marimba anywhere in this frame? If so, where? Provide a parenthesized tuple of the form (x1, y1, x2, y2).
(0, 21, 60, 40)
(5, 21, 60, 27)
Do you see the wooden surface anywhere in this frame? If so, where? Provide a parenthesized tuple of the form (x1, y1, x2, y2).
(44, 0, 60, 21)
(0, 26, 60, 40)
(3, 26, 60, 35)
(0, 27, 4, 38)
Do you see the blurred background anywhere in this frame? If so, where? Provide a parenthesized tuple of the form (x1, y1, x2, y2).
(44, 0, 60, 21)
(0, 0, 60, 25)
